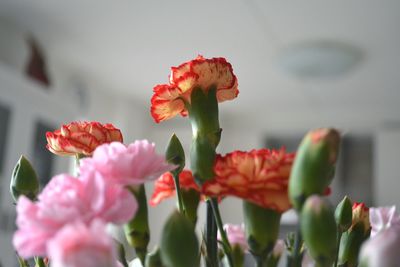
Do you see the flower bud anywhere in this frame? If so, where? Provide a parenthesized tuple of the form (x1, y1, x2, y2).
(359, 227, 400, 267)
(335, 196, 353, 232)
(160, 210, 199, 267)
(10, 155, 40, 202)
(165, 134, 185, 176)
(243, 201, 281, 259)
(289, 128, 340, 210)
(300, 195, 337, 266)
(145, 247, 165, 267)
(338, 202, 370, 267)
(351, 202, 370, 235)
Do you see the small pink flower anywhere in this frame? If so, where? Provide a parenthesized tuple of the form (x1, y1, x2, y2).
(369, 206, 400, 237)
(80, 141, 175, 186)
(13, 173, 137, 258)
(218, 224, 248, 251)
(48, 220, 120, 267)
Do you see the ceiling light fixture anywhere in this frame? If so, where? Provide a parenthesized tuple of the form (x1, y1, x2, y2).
(277, 40, 364, 79)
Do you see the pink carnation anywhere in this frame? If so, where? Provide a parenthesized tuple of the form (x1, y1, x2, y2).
(218, 224, 248, 251)
(13, 173, 137, 258)
(80, 141, 175, 186)
(370, 206, 400, 237)
(48, 220, 120, 267)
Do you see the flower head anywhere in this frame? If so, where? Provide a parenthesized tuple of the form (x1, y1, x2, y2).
(151, 55, 239, 123)
(150, 170, 200, 206)
(13, 173, 137, 258)
(369, 206, 400, 237)
(202, 148, 295, 212)
(352, 202, 370, 233)
(218, 224, 248, 251)
(48, 220, 120, 267)
(46, 121, 123, 156)
(80, 140, 175, 186)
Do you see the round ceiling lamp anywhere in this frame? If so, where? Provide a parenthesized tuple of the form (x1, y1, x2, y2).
(277, 40, 364, 79)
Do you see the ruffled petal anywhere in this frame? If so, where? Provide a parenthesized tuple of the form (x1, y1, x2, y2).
(150, 84, 186, 123)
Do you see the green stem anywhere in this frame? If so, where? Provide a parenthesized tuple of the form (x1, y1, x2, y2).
(210, 198, 235, 267)
(334, 230, 343, 267)
(34, 257, 46, 267)
(172, 172, 185, 214)
(256, 256, 264, 267)
(205, 201, 218, 267)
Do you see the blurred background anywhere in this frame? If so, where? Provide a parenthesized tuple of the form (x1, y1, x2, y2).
(0, 1, 400, 266)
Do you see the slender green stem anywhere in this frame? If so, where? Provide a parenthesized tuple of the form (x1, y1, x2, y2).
(34, 257, 46, 267)
(209, 198, 235, 267)
(172, 172, 185, 214)
(205, 201, 218, 267)
(334, 230, 343, 267)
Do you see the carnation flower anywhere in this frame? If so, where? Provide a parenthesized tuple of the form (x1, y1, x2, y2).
(202, 148, 295, 212)
(369, 206, 400, 237)
(46, 121, 123, 156)
(150, 170, 200, 206)
(218, 224, 248, 251)
(80, 140, 175, 186)
(151, 55, 239, 123)
(13, 173, 137, 258)
(48, 220, 120, 267)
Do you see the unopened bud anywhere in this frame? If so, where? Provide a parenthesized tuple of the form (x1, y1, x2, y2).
(335, 196, 353, 232)
(300, 195, 337, 266)
(10, 155, 39, 202)
(160, 210, 199, 267)
(165, 134, 185, 175)
(289, 128, 340, 210)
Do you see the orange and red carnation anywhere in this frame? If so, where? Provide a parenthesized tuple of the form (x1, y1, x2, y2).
(151, 55, 239, 123)
(150, 170, 200, 206)
(202, 148, 295, 213)
(46, 121, 123, 156)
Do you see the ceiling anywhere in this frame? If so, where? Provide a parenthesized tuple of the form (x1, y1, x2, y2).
(1, 0, 400, 131)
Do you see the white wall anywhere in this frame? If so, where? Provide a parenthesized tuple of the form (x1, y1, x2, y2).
(375, 129, 400, 209)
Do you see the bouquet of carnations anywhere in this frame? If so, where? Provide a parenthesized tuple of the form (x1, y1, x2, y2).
(9, 56, 400, 267)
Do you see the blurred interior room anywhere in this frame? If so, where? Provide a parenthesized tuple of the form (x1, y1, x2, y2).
(0, 1, 400, 267)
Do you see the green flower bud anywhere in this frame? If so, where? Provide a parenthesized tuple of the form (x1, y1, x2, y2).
(145, 247, 165, 267)
(289, 128, 340, 210)
(160, 210, 199, 267)
(10, 155, 40, 202)
(124, 185, 150, 265)
(300, 195, 337, 267)
(243, 201, 281, 259)
(335, 196, 353, 232)
(165, 134, 185, 176)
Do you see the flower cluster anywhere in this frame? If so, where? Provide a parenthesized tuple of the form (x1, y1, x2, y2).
(11, 56, 399, 267)
(14, 123, 174, 267)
